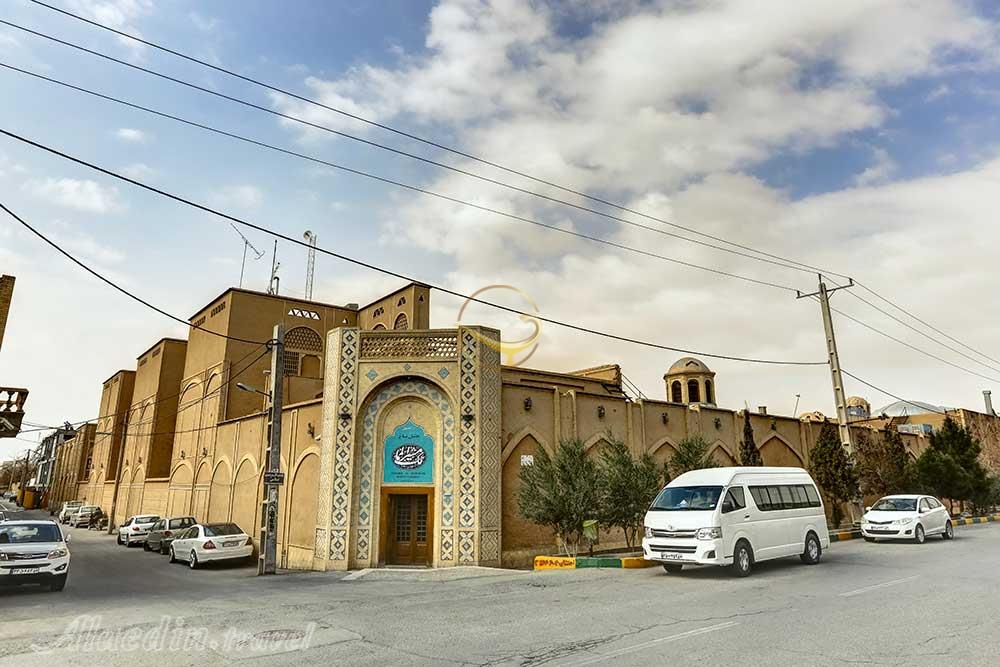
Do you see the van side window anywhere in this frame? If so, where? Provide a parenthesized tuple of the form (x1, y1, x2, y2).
(750, 484, 823, 511)
(722, 487, 745, 513)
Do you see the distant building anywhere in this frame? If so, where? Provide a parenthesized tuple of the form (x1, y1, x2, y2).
(35, 424, 76, 491)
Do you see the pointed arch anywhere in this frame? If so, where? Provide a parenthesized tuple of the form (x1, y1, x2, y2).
(759, 433, 805, 466)
(708, 440, 736, 466)
(583, 432, 613, 454)
(648, 435, 679, 457)
(502, 426, 552, 464)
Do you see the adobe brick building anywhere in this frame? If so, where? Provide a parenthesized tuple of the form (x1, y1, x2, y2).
(50, 281, 1000, 569)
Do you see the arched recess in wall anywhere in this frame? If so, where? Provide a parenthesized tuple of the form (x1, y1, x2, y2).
(231, 458, 258, 540)
(649, 436, 679, 467)
(174, 381, 204, 467)
(192, 461, 212, 521)
(285, 326, 323, 378)
(288, 452, 320, 549)
(501, 433, 555, 549)
(705, 380, 714, 404)
(709, 441, 736, 466)
(759, 434, 805, 467)
(372, 323, 386, 331)
(207, 460, 232, 523)
(583, 432, 614, 456)
(502, 426, 552, 465)
(126, 466, 145, 516)
(393, 313, 408, 330)
(167, 463, 193, 517)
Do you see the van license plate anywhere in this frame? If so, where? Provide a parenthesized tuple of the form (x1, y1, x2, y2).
(13, 567, 40, 575)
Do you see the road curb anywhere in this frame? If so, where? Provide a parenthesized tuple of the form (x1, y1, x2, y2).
(533, 555, 657, 570)
(534, 515, 1000, 568)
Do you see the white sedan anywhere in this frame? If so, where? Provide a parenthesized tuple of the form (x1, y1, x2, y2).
(168, 523, 253, 569)
(861, 494, 954, 543)
(117, 515, 160, 547)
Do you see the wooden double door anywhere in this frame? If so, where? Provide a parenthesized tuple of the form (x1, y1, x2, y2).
(385, 493, 432, 566)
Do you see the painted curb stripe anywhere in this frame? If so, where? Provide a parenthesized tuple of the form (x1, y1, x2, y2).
(533, 516, 1000, 569)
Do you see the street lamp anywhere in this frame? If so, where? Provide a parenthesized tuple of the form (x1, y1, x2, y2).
(236, 382, 270, 398)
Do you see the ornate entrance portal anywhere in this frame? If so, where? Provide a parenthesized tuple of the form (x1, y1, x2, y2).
(385, 493, 432, 565)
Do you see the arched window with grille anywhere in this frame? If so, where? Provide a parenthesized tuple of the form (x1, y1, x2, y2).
(283, 326, 324, 378)
(671, 381, 683, 403)
(372, 323, 387, 331)
(393, 313, 409, 330)
(705, 379, 714, 404)
(687, 379, 701, 403)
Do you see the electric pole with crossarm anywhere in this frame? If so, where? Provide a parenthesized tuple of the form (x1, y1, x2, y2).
(797, 275, 855, 452)
(258, 323, 285, 575)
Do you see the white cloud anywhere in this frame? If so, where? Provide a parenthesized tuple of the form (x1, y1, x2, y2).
(22, 178, 124, 214)
(926, 84, 952, 101)
(854, 147, 898, 186)
(209, 185, 264, 210)
(115, 128, 149, 143)
(67, 0, 154, 56)
(120, 163, 157, 180)
(189, 12, 219, 32)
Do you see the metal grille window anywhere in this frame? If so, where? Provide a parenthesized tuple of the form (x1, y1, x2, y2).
(415, 501, 427, 542)
(283, 350, 300, 377)
(395, 501, 412, 542)
(393, 313, 409, 330)
(283, 327, 323, 377)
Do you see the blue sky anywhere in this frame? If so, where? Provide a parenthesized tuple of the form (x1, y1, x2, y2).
(3, 0, 1000, 459)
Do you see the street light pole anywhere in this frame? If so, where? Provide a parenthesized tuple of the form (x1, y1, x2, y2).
(258, 323, 285, 575)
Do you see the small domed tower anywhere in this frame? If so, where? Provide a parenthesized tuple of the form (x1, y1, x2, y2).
(664, 357, 716, 405)
(846, 396, 871, 422)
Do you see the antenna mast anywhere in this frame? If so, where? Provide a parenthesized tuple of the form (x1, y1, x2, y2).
(268, 240, 281, 295)
(303, 230, 317, 301)
(229, 223, 264, 288)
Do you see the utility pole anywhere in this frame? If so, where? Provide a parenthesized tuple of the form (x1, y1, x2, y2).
(797, 276, 855, 452)
(258, 323, 285, 575)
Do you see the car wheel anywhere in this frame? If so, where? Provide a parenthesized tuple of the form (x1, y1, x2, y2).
(661, 563, 683, 574)
(49, 575, 67, 592)
(168, 546, 177, 564)
(800, 532, 822, 565)
(914, 524, 926, 544)
(160, 542, 168, 555)
(732, 541, 753, 577)
(942, 521, 954, 540)
(863, 536, 875, 543)
(142, 541, 150, 552)
(189, 551, 199, 570)
(116, 533, 123, 545)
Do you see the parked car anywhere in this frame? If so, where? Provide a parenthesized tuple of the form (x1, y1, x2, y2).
(0, 511, 7, 522)
(117, 515, 160, 547)
(145, 516, 196, 554)
(58, 501, 83, 524)
(69, 506, 100, 528)
(168, 523, 253, 569)
(0, 520, 71, 591)
(643, 466, 829, 577)
(861, 494, 954, 543)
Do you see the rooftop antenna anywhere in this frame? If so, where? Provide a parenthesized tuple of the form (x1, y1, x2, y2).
(268, 240, 280, 295)
(793, 394, 801, 416)
(230, 223, 264, 288)
(303, 230, 317, 301)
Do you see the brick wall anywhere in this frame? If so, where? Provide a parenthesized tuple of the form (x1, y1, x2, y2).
(0, 274, 14, 353)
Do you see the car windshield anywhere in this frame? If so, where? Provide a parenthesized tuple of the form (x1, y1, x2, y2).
(170, 518, 194, 529)
(0, 524, 63, 544)
(650, 486, 723, 511)
(872, 498, 917, 512)
(136, 516, 158, 523)
(204, 523, 243, 537)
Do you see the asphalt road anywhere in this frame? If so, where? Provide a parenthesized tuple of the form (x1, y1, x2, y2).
(1, 502, 999, 666)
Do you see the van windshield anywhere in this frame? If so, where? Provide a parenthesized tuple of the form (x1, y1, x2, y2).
(650, 486, 723, 511)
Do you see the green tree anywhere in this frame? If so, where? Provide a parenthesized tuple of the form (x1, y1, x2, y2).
(597, 438, 664, 549)
(738, 410, 763, 466)
(517, 438, 601, 556)
(809, 423, 859, 528)
(667, 435, 718, 479)
(855, 425, 910, 497)
(914, 416, 988, 513)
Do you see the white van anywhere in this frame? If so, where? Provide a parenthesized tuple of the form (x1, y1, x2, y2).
(642, 467, 829, 577)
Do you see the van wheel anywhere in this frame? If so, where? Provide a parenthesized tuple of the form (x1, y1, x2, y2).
(661, 563, 683, 574)
(942, 521, 954, 540)
(800, 532, 822, 564)
(732, 541, 753, 577)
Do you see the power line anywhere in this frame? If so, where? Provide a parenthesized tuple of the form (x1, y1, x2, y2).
(855, 281, 1000, 367)
(831, 303, 1000, 384)
(841, 368, 948, 416)
(0, 18, 822, 280)
(25, 0, 852, 281)
(0, 201, 266, 346)
(21, 4, 997, 384)
(0, 127, 826, 367)
(0, 61, 799, 293)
